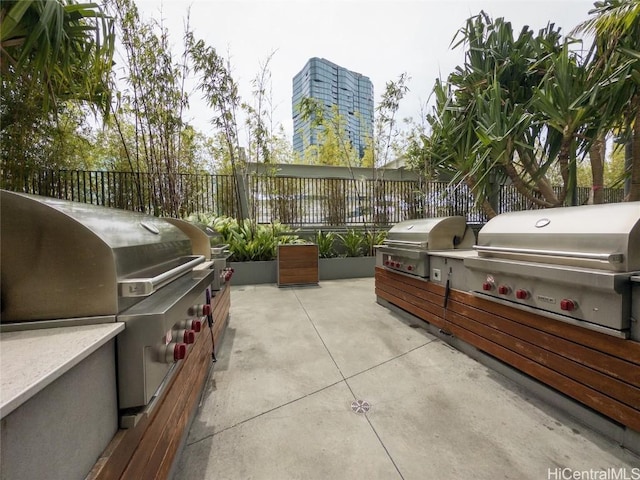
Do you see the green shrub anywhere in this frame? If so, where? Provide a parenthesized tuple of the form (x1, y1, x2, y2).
(337, 229, 365, 257)
(315, 230, 337, 258)
(187, 214, 304, 262)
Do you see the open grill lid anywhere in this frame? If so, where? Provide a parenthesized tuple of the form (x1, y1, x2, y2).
(475, 202, 640, 272)
(384, 216, 475, 250)
(1, 190, 195, 323)
(164, 218, 230, 260)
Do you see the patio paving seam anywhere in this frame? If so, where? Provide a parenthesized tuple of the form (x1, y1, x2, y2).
(342, 339, 439, 382)
(292, 287, 409, 480)
(184, 378, 346, 447)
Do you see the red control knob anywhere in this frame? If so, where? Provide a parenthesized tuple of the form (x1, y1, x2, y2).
(482, 282, 493, 291)
(191, 319, 202, 332)
(407, 265, 413, 271)
(223, 268, 234, 281)
(384, 261, 390, 266)
(174, 329, 195, 344)
(189, 304, 211, 316)
(174, 343, 187, 361)
(515, 289, 529, 300)
(184, 330, 195, 344)
(498, 285, 510, 295)
(560, 299, 577, 311)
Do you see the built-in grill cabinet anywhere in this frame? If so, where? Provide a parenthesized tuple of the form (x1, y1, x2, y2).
(1, 191, 218, 412)
(464, 203, 640, 337)
(376, 216, 475, 277)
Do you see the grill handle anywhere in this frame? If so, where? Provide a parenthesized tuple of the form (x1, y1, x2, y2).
(119, 255, 206, 297)
(381, 239, 428, 248)
(473, 245, 624, 264)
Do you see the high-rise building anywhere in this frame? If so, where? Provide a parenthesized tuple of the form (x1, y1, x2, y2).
(292, 58, 374, 158)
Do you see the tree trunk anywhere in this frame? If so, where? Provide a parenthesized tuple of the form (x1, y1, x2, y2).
(629, 100, 640, 201)
(464, 176, 497, 219)
(589, 134, 605, 204)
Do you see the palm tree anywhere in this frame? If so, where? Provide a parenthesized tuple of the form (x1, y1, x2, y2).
(575, 0, 640, 201)
(426, 12, 592, 218)
(0, 0, 114, 114)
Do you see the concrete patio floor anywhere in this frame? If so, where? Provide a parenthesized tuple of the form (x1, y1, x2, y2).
(174, 278, 639, 480)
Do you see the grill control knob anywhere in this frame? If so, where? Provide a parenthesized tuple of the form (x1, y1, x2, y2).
(515, 289, 529, 300)
(560, 299, 577, 311)
(224, 267, 234, 281)
(384, 260, 390, 266)
(482, 282, 493, 291)
(174, 343, 187, 361)
(174, 329, 196, 344)
(177, 319, 203, 332)
(189, 304, 211, 316)
(498, 285, 510, 295)
(407, 265, 413, 271)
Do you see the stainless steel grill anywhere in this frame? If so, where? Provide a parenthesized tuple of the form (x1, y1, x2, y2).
(376, 216, 475, 277)
(464, 203, 640, 338)
(1, 190, 218, 414)
(164, 218, 232, 290)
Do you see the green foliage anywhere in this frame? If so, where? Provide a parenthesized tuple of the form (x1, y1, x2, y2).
(337, 229, 366, 258)
(1, 0, 114, 172)
(189, 214, 304, 261)
(375, 73, 410, 166)
(315, 230, 337, 258)
(363, 229, 387, 257)
(297, 99, 360, 166)
(0, 0, 115, 114)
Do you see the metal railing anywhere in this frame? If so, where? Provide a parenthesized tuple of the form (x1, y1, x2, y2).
(1, 167, 625, 225)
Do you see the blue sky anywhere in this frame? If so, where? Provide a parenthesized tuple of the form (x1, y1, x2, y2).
(133, 0, 597, 141)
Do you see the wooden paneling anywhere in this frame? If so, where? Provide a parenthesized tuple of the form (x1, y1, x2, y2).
(87, 285, 231, 480)
(278, 244, 319, 286)
(375, 267, 640, 433)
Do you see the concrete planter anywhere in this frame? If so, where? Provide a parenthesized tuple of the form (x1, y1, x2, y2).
(230, 256, 376, 285)
(229, 260, 277, 285)
(319, 256, 375, 280)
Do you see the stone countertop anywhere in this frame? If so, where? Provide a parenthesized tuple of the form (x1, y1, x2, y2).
(0, 322, 124, 418)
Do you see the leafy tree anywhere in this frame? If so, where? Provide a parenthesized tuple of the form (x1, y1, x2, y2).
(374, 73, 410, 167)
(1, 0, 114, 175)
(421, 12, 603, 217)
(575, 0, 640, 201)
(106, 0, 197, 215)
(1, 0, 114, 113)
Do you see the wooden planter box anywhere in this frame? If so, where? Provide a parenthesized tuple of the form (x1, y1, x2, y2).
(277, 244, 319, 287)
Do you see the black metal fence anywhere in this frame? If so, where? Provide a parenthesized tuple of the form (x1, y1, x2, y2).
(1, 167, 625, 225)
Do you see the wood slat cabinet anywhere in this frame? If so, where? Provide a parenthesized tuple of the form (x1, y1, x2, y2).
(87, 285, 231, 480)
(277, 244, 319, 287)
(375, 267, 640, 434)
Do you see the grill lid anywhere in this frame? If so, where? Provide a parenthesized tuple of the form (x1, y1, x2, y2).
(475, 202, 640, 272)
(384, 216, 475, 250)
(164, 218, 229, 260)
(1, 190, 194, 322)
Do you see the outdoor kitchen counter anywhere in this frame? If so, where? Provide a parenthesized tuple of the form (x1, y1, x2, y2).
(0, 322, 124, 418)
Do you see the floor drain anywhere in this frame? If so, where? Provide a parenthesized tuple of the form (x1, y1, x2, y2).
(351, 399, 371, 414)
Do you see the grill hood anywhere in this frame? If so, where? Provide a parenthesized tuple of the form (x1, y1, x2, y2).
(385, 216, 475, 250)
(1, 190, 193, 322)
(475, 203, 640, 272)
